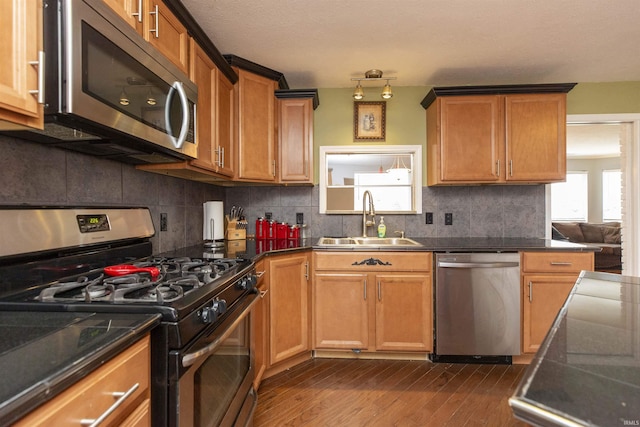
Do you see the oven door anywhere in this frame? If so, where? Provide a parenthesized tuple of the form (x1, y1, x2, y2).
(170, 292, 261, 427)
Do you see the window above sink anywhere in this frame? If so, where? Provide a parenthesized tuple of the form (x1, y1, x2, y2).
(319, 145, 423, 214)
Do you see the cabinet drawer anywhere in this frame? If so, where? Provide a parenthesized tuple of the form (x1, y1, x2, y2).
(314, 252, 432, 272)
(15, 336, 150, 427)
(521, 251, 593, 273)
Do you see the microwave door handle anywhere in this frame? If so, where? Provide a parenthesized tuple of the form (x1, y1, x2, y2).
(164, 82, 190, 149)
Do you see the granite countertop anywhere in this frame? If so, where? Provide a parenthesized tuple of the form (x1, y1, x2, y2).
(186, 237, 596, 261)
(0, 311, 160, 424)
(509, 271, 640, 427)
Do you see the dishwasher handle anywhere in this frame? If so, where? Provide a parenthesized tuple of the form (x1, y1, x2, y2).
(437, 261, 520, 268)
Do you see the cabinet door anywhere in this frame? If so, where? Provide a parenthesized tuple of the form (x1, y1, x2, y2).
(375, 274, 432, 352)
(215, 71, 235, 177)
(313, 273, 369, 350)
(269, 253, 309, 365)
(0, 0, 43, 129)
(278, 97, 313, 183)
(144, 0, 189, 74)
(505, 93, 566, 182)
(102, 0, 143, 33)
(189, 40, 216, 171)
(437, 96, 503, 182)
(236, 69, 277, 181)
(522, 274, 575, 353)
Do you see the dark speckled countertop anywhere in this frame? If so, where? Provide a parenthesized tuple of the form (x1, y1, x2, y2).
(509, 271, 640, 427)
(0, 311, 160, 424)
(201, 237, 598, 260)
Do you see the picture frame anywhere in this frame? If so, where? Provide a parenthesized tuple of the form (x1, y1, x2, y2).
(354, 101, 386, 141)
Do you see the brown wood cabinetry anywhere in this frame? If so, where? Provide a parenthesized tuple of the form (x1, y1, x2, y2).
(313, 252, 433, 353)
(268, 252, 311, 363)
(0, 0, 43, 130)
(252, 259, 268, 389)
(15, 335, 151, 426)
(103, 0, 189, 74)
(233, 68, 278, 182)
(275, 91, 318, 184)
(423, 84, 575, 185)
(521, 251, 593, 354)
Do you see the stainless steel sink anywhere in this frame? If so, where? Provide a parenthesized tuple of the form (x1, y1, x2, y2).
(316, 236, 422, 248)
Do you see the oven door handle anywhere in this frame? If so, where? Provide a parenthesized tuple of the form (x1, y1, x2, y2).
(182, 291, 261, 368)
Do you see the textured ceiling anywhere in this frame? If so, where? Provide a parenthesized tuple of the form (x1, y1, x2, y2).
(181, 0, 640, 89)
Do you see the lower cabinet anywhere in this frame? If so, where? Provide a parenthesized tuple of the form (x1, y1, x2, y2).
(15, 335, 151, 426)
(313, 252, 433, 353)
(259, 251, 311, 379)
(521, 251, 594, 354)
(252, 258, 268, 389)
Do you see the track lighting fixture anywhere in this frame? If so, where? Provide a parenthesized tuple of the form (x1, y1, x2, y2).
(351, 70, 397, 100)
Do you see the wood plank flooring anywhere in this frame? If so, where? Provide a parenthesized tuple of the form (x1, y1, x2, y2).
(254, 358, 528, 427)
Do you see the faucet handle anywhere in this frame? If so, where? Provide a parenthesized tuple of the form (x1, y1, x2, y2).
(394, 230, 405, 238)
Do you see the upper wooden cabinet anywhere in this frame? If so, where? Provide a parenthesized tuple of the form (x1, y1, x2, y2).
(189, 40, 234, 177)
(422, 84, 576, 186)
(275, 90, 319, 185)
(103, 0, 189, 74)
(0, 0, 44, 130)
(233, 67, 278, 182)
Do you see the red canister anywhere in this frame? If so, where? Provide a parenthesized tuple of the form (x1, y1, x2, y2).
(255, 217, 266, 239)
(276, 222, 288, 239)
(289, 224, 300, 240)
(267, 219, 276, 239)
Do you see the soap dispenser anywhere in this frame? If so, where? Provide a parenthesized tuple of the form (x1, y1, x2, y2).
(377, 216, 386, 238)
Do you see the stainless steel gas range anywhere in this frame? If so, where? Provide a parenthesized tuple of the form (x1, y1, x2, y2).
(0, 207, 259, 426)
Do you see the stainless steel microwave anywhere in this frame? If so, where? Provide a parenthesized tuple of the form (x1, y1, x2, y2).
(3, 0, 198, 164)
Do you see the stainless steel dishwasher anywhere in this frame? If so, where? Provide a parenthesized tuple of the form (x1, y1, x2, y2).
(433, 252, 521, 362)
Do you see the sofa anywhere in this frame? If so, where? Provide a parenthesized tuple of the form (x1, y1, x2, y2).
(552, 221, 622, 273)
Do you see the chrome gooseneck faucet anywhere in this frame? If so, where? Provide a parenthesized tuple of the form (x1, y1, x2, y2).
(362, 190, 376, 237)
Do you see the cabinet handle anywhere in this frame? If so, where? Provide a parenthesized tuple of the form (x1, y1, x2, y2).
(131, 0, 143, 22)
(377, 280, 381, 301)
(550, 262, 572, 266)
(259, 289, 268, 298)
(28, 51, 45, 104)
(272, 160, 276, 177)
(149, 4, 159, 38)
(304, 262, 309, 280)
(509, 159, 513, 177)
(528, 281, 533, 302)
(256, 270, 265, 278)
(80, 383, 139, 426)
(363, 279, 367, 300)
(496, 159, 500, 177)
(220, 147, 225, 168)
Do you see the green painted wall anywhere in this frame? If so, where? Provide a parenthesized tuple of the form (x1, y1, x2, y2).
(313, 81, 640, 183)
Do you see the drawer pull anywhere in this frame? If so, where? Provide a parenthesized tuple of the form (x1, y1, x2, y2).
(80, 382, 139, 426)
(550, 262, 572, 266)
(352, 257, 392, 266)
(256, 270, 265, 278)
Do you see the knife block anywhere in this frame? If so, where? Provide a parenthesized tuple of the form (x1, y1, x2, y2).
(224, 215, 246, 240)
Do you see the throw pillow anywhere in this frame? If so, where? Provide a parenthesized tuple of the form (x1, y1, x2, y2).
(580, 223, 604, 243)
(552, 222, 584, 242)
(602, 226, 621, 244)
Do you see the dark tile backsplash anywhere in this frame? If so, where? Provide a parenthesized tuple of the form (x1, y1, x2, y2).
(0, 135, 545, 253)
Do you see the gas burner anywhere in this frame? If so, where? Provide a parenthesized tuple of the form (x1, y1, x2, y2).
(36, 275, 104, 302)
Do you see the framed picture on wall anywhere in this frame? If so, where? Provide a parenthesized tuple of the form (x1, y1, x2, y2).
(354, 101, 386, 141)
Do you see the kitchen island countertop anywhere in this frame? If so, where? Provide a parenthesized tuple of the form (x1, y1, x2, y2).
(0, 311, 160, 424)
(509, 270, 640, 426)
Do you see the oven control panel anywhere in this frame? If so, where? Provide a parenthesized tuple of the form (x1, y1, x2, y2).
(76, 214, 111, 233)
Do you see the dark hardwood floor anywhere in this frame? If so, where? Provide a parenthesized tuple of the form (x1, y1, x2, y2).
(254, 358, 528, 426)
